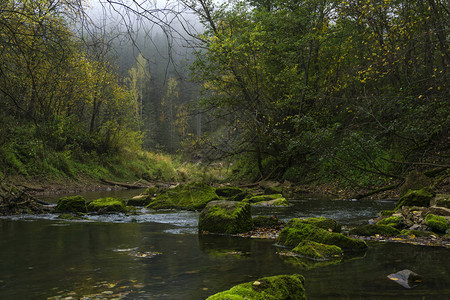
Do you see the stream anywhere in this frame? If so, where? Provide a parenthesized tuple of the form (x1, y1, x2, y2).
(1, 190, 449, 299)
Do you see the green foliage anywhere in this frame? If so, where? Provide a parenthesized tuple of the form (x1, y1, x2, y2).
(189, 0, 449, 186)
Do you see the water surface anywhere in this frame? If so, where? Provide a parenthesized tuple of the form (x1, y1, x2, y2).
(1, 192, 449, 299)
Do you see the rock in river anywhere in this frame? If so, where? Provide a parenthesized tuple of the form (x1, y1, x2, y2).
(199, 200, 253, 234)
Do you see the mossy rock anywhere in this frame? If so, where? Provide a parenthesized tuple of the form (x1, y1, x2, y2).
(399, 229, 435, 237)
(87, 197, 127, 213)
(376, 216, 405, 229)
(206, 274, 306, 300)
(425, 214, 449, 233)
(127, 195, 151, 206)
(252, 216, 284, 228)
(231, 191, 252, 202)
(215, 186, 246, 198)
(349, 224, 401, 236)
(277, 223, 367, 251)
(280, 255, 342, 271)
(395, 188, 435, 209)
(292, 240, 343, 260)
(379, 210, 395, 217)
(56, 196, 87, 213)
(199, 201, 253, 234)
(287, 217, 341, 233)
(147, 183, 218, 210)
(246, 194, 284, 204)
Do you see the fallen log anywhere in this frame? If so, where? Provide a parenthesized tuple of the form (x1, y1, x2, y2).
(100, 178, 149, 189)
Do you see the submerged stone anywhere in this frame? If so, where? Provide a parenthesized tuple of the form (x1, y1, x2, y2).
(387, 269, 423, 289)
(278, 223, 367, 250)
(292, 240, 343, 260)
(206, 274, 306, 300)
(87, 197, 127, 213)
(246, 194, 288, 206)
(350, 224, 401, 236)
(147, 183, 218, 210)
(199, 201, 253, 234)
(287, 217, 341, 233)
(56, 196, 87, 213)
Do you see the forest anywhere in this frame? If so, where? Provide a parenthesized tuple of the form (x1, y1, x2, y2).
(0, 0, 448, 189)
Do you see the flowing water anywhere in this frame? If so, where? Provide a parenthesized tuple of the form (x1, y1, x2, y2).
(1, 190, 449, 299)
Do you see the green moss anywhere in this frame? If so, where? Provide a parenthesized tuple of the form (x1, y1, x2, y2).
(395, 188, 435, 209)
(349, 224, 401, 236)
(287, 217, 341, 233)
(127, 195, 151, 206)
(206, 274, 306, 300)
(199, 201, 253, 234)
(87, 197, 127, 213)
(376, 216, 404, 229)
(425, 214, 449, 233)
(292, 240, 343, 260)
(277, 223, 367, 250)
(56, 196, 87, 213)
(280, 255, 342, 271)
(215, 186, 245, 198)
(379, 210, 395, 217)
(252, 216, 284, 228)
(147, 183, 218, 210)
(246, 194, 284, 204)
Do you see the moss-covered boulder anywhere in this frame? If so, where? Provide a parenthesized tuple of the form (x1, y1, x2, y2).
(395, 188, 435, 209)
(127, 195, 151, 206)
(56, 196, 87, 213)
(215, 186, 245, 198)
(278, 223, 367, 250)
(199, 201, 253, 234)
(292, 240, 343, 260)
(206, 274, 306, 300)
(252, 216, 284, 228)
(246, 194, 288, 206)
(376, 216, 405, 229)
(349, 224, 401, 236)
(425, 214, 449, 233)
(263, 186, 283, 195)
(147, 183, 218, 210)
(87, 197, 127, 213)
(287, 217, 341, 233)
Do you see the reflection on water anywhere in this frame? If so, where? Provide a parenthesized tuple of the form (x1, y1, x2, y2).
(0, 192, 449, 299)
